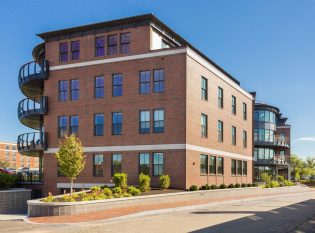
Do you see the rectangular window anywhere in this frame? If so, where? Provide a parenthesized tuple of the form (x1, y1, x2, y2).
(217, 157, 224, 174)
(70, 79, 79, 101)
(139, 71, 150, 94)
(153, 109, 164, 133)
(139, 153, 150, 175)
(112, 74, 123, 96)
(95, 37, 105, 57)
(70, 115, 79, 135)
(140, 110, 150, 134)
(153, 69, 165, 93)
(71, 41, 80, 60)
(94, 113, 104, 136)
(201, 114, 208, 137)
(218, 120, 223, 142)
(111, 153, 122, 176)
(231, 159, 236, 175)
(218, 87, 224, 108)
(209, 156, 216, 174)
(243, 161, 247, 175)
(95, 76, 104, 98)
(237, 160, 242, 175)
(153, 152, 164, 176)
(243, 130, 247, 148)
(93, 154, 104, 177)
(243, 103, 247, 120)
(200, 154, 208, 174)
(5, 151, 9, 160)
(58, 80, 68, 101)
(108, 34, 118, 55)
(5, 145, 10, 150)
(59, 42, 68, 62)
(120, 32, 130, 54)
(201, 77, 208, 100)
(232, 126, 236, 145)
(112, 112, 122, 135)
(232, 95, 236, 115)
(58, 116, 67, 137)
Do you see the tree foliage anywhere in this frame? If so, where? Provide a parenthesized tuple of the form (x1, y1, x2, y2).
(0, 160, 10, 168)
(290, 154, 315, 180)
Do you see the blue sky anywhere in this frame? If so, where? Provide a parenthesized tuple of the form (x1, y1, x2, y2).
(0, 0, 314, 157)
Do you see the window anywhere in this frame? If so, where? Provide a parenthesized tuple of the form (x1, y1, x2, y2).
(59, 80, 68, 101)
(153, 153, 163, 176)
(5, 151, 9, 160)
(201, 77, 208, 100)
(120, 32, 130, 54)
(112, 154, 122, 176)
(232, 95, 236, 115)
(70, 115, 79, 135)
(218, 87, 223, 108)
(232, 126, 236, 145)
(58, 116, 67, 137)
(153, 109, 164, 133)
(218, 120, 223, 142)
(209, 156, 216, 174)
(71, 41, 80, 60)
(153, 69, 165, 93)
(237, 160, 242, 175)
(201, 114, 208, 137)
(112, 112, 122, 135)
(139, 153, 150, 175)
(95, 76, 104, 98)
(5, 145, 9, 150)
(108, 34, 118, 55)
(12, 152, 16, 161)
(243, 161, 247, 175)
(12, 145, 16, 150)
(231, 159, 236, 175)
(243, 130, 247, 148)
(95, 37, 105, 56)
(200, 154, 208, 174)
(140, 110, 150, 134)
(243, 103, 247, 120)
(139, 71, 150, 94)
(59, 42, 68, 62)
(94, 113, 104, 136)
(112, 74, 123, 96)
(217, 157, 224, 174)
(70, 79, 79, 101)
(93, 154, 104, 177)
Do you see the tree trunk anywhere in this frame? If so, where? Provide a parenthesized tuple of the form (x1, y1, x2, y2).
(70, 179, 73, 196)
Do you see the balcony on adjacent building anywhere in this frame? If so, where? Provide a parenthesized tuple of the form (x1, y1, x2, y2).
(254, 154, 290, 166)
(254, 135, 290, 148)
(17, 132, 47, 156)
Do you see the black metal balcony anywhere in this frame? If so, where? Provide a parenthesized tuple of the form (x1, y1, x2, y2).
(254, 135, 290, 148)
(254, 154, 290, 166)
(18, 60, 49, 98)
(17, 132, 47, 156)
(18, 96, 48, 130)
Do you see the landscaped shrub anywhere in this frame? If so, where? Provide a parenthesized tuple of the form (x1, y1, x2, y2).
(284, 180, 295, 186)
(235, 183, 241, 188)
(42, 192, 54, 202)
(123, 193, 132, 197)
(252, 183, 258, 187)
(128, 186, 141, 196)
(260, 173, 271, 183)
(269, 180, 280, 188)
(159, 175, 171, 189)
(61, 194, 76, 202)
(100, 185, 108, 189)
(277, 175, 285, 183)
(102, 187, 113, 197)
(90, 186, 101, 193)
(189, 185, 198, 191)
(241, 183, 247, 188)
(112, 187, 123, 195)
(210, 184, 218, 190)
(200, 184, 210, 190)
(228, 184, 235, 188)
(113, 173, 128, 190)
(219, 184, 227, 189)
(82, 194, 94, 201)
(139, 173, 151, 192)
(247, 183, 252, 187)
(0, 172, 16, 188)
(265, 183, 271, 188)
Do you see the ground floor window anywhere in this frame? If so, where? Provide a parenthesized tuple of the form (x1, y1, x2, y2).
(153, 152, 164, 176)
(209, 156, 216, 174)
(237, 160, 242, 175)
(254, 165, 275, 181)
(217, 157, 224, 174)
(93, 154, 104, 177)
(139, 153, 150, 175)
(112, 153, 122, 176)
(200, 154, 208, 174)
(243, 161, 247, 176)
(231, 159, 236, 175)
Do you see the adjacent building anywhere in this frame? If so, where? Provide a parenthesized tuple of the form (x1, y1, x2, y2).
(253, 102, 291, 181)
(17, 14, 254, 195)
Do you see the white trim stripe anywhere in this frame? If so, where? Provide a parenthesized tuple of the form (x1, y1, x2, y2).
(46, 144, 252, 161)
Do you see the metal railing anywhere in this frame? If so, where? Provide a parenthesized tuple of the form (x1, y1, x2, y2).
(254, 135, 290, 148)
(18, 60, 49, 86)
(17, 132, 47, 154)
(16, 171, 42, 184)
(255, 154, 290, 165)
(18, 96, 48, 119)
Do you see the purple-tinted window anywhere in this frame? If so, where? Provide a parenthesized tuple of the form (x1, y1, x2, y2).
(70, 79, 79, 101)
(59, 80, 68, 101)
(120, 33, 130, 54)
(71, 41, 80, 60)
(59, 42, 68, 62)
(108, 35, 118, 55)
(95, 37, 105, 57)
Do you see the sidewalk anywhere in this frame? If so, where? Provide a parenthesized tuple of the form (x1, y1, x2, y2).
(27, 189, 315, 224)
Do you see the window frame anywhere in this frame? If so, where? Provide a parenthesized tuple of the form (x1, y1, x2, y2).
(237, 160, 242, 175)
(94, 76, 104, 98)
(217, 157, 224, 175)
(139, 153, 150, 175)
(120, 32, 130, 54)
(139, 110, 150, 134)
(70, 115, 79, 135)
(153, 109, 164, 133)
(94, 113, 104, 136)
(201, 113, 208, 138)
(108, 34, 118, 55)
(59, 42, 68, 62)
(112, 112, 123, 135)
(70, 79, 79, 101)
(112, 74, 123, 97)
(243, 130, 247, 148)
(111, 153, 122, 176)
(200, 154, 208, 175)
(209, 156, 216, 174)
(243, 102, 247, 120)
(70, 41, 80, 60)
(201, 76, 208, 100)
(153, 69, 165, 93)
(231, 159, 236, 175)
(58, 116, 67, 138)
(232, 95, 236, 115)
(218, 120, 224, 142)
(93, 154, 104, 177)
(95, 36, 105, 57)
(153, 152, 164, 176)
(218, 87, 224, 108)
(139, 70, 150, 94)
(58, 80, 68, 102)
(232, 126, 236, 145)
(243, 161, 247, 176)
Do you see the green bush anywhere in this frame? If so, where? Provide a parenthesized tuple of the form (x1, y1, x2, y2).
(189, 185, 198, 191)
(200, 184, 210, 190)
(265, 183, 271, 188)
(277, 175, 285, 183)
(159, 175, 170, 189)
(284, 180, 294, 186)
(210, 184, 218, 190)
(252, 183, 258, 187)
(113, 173, 128, 190)
(235, 183, 241, 188)
(123, 193, 132, 197)
(139, 173, 151, 192)
(79, 192, 87, 198)
(61, 194, 76, 202)
(228, 184, 235, 188)
(0, 173, 16, 188)
(260, 173, 271, 183)
(269, 180, 280, 188)
(128, 186, 141, 196)
(219, 184, 227, 189)
(112, 187, 123, 195)
(241, 183, 247, 188)
(247, 183, 252, 187)
(42, 192, 55, 202)
(102, 187, 113, 197)
(82, 194, 94, 201)
(90, 186, 101, 193)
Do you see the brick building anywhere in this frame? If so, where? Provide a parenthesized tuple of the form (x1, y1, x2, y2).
(17, 14, 254, 195)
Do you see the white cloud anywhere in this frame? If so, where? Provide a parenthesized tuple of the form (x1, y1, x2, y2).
(293, 137, 315, 143)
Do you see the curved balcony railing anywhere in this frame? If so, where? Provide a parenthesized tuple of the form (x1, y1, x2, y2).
(254, 135, 290, 148)
(18, 60, 49, 98)
(18, 96, 48, 130)
(254, 154, 290, 166)
(17, 132, 47, 156)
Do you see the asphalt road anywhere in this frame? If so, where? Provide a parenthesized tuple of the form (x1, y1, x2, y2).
(0, 190, 314, 233)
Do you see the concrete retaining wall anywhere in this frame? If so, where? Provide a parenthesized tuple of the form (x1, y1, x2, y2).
(0, 188, 31, 214)
(27, 186, 309, 217)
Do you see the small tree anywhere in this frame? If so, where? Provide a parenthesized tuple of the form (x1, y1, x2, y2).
(55, 135, 85, 195)
(0, 159, 10, 168)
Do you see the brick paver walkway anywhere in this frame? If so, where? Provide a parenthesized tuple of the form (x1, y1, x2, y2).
(28, 190, 313, 224)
